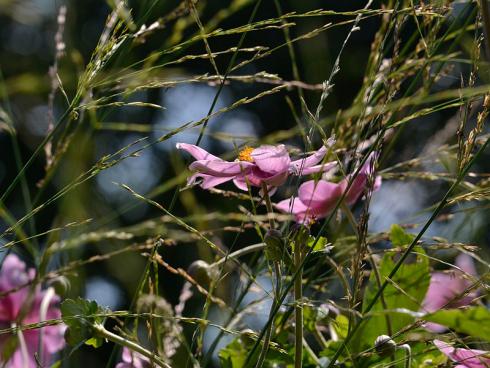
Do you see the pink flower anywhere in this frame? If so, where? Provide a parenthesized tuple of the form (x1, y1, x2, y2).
(423, 254, 478, 332)
(434, 339, 490, 368)
(276, 152, 381, 222)
(276, 180, 344, 223)
(116, 347, 150, 368)
(176, 143, 336, 192)
(339, 152, 381, 205)
(0, 254, 65, 367)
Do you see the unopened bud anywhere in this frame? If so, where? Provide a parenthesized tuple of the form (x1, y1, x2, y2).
(264, 229, 285, 262)
(187, 260, 212, 286)
(48, 276, 70, 295)
(239, 328, 256, 345)
(374, 335, 397, 357)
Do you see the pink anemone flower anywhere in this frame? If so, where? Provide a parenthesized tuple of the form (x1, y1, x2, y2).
(422, 254, 478, 332)
(0, 254, 65, 367)
(116, 347, 150, 368)
(176, 142, 336, 193)
(434, 339, 490, 368)
(276, 152, 381, 222)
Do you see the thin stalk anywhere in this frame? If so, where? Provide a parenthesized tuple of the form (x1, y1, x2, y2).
(210, 243, 266, 268)
(255, 183, 280, 368)
(294, 239, 303, 368)
(254, 262, 281, 368)
(92, 323, 170, 368)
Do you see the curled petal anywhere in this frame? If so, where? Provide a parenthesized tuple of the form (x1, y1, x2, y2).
(176, 143, 220, 161)
(189, 160, 254, 177)
(434, 340, 490, 368)
(276, 197, 309, 215)
(188, 173, 233, 189)
(293, 161, 337, 175)
(251, 145, 291, 174)
(290, 145, 328, 172)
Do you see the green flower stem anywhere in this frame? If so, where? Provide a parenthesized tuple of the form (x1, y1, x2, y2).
(92, 323, 171, 368)
(399, 344, 412, 368)
(294, 239, 303, 368)
(210, 242, 266, 268)
(255, 182, 280, 368)
(254, 262, 281, 368)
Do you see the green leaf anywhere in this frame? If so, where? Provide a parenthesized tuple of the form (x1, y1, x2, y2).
(354, 246, 430, 350)
(306, 236, 330, 252)
(389, 224, 415, 247)
(61, 297, 107, 348)
(425, 307, 490, 342)
(332, 314, 349, 340)
(218, 334, 293, 368)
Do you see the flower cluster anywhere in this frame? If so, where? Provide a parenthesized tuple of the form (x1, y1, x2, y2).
(0, 254, 65, 367)
(177, 142, 380, 222)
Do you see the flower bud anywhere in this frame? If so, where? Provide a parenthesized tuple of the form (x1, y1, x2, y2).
(239, 328, 256, 345)
(48, 276, 71, 295)
(374, 335, 397, 357)
(187, 260, 212, 286)
(264, 229, 285, 262)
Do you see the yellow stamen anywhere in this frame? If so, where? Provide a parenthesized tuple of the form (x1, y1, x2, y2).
(238, 147, 254, 162)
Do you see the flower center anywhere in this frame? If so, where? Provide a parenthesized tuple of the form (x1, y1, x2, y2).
(238, 147, 254, 162)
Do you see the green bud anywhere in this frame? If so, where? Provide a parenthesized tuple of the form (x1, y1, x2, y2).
(264, 229, 285, 262)
(374, 335, 397, 357)
(187, 260, 212, 286)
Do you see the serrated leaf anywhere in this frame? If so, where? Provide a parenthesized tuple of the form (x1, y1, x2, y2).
(61, 298, 107, 348)
(307, 236, 330, 252)
(389, 224, 415, 247)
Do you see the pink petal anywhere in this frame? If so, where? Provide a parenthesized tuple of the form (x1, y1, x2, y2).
(189, 160, 254, 177)
(456, 254, 477, 277)
(298, 180, 343, 213)
(119, 347, 150, 368)
(251, 145, 291, 174)
(290, 145, 328, 171)
(342, 152, 379, 205)
(276, 197, 309, 215)
(176, 143, 220, 161)
(232, 176, 249, 191)
(0, 254, 33, 320)
(422, 272, 460, 312)
(293, 161, 337, 175)
(188, 173, 234, 189)
(434, 340, 490, 368)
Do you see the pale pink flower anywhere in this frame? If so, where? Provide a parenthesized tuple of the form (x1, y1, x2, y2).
(176, 143, 336, 192)
(0, 254, 65, 367)
(423, 254, 478, 332)
(434, 339, 490, 368)
(276, 152, 381, 222)
(116, 347, 150, 368)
